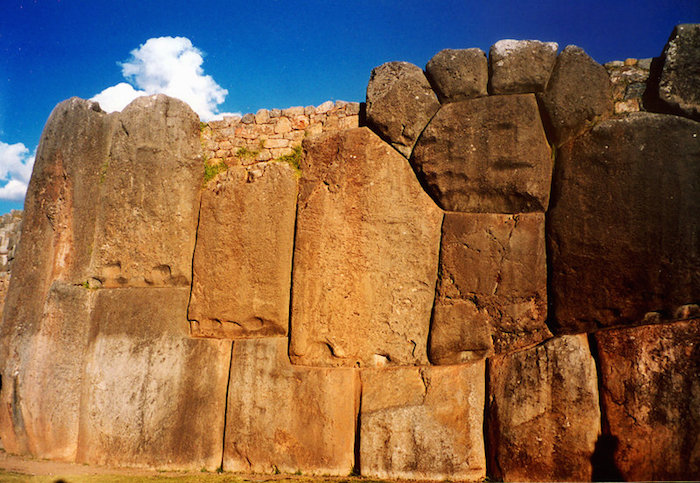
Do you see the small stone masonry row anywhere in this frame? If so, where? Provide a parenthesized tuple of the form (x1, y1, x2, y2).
(0, 25, 698, 482)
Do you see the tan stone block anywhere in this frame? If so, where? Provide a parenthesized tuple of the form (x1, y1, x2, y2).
(255, 109, 270, 124)
(264, 138, 290, 149)
(282, 106, 305, 117)
(339, 115, 359, 129)
(189, 163, 298, 338)
(614, 99, 639, 113)
(270, 147, 294, 158)
(315, 100, 334, 114)
(305, 123, 323, 137)
(594, 321, 700, 481)
(76, 288, 231, 470)
(275, 117, 292, 134)
(290, 127, 443, 367)
(292, 115, 310, 130)
(488, 334, 601, 481)
(360, 363, 486, 481)
(223, 338, 357, 475)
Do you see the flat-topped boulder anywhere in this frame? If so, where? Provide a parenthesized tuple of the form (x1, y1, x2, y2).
(425, 48, 488, 102)
(489, 39, 558, 94)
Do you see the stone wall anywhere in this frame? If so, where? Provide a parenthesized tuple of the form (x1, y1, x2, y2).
(0, 24, 698, 482)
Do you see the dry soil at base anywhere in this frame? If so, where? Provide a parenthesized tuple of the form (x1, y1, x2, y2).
(0, 450, 409, 483)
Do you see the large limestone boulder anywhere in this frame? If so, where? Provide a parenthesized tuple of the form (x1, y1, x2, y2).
(0, 282, 95, 460)
(425, 48, 488, 102)
(488, 334, 601, 481)
(188, 162, 298, 338)
(548, 113, 700, 333)
(360, 363, 486, 481)
(658, 24, 700, 120)
(365, 62, 440, 157)
(594, 321, 700, 481)
(90, 95, 202, 287)
(76, 288, 231, 470)
(290, 128, 443, 367)
(539, 45, 613, 146)
(488, 39, 558, 94)
(429, 213, 550, 364)
(223, 338, 357, 475)
(411, 94, 552, 213)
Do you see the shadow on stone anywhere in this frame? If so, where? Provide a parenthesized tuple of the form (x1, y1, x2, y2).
(591, 434, 623, 482)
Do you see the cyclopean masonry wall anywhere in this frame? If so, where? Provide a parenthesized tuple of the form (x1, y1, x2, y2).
(0, 24, 698, 482)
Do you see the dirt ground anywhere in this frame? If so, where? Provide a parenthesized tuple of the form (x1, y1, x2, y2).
(0, 450, 399, 483)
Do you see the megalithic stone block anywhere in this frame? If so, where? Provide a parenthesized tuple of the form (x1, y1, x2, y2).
(290, 127, 443, 367)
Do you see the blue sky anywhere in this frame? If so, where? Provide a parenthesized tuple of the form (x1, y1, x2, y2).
(0, 0, 698, 213)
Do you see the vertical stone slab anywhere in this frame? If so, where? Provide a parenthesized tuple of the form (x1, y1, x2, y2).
(595, 321, 700, 481)
(76, 288, 231, 470)
(548, 113, 700, 333)
(0, 98, 109, 454)
(290, 127, 443, 367)
(223, 338, 357, 475)
(657, 24, 700, 120)
(90, 95, 203, 287)
(189, 162, 298, 339)
(488, 334, 601, 481)
(430, 213, 550, 364)
(360, 363, 486, 481)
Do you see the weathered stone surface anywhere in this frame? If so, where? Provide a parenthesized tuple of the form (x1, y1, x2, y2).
(425, 48, 488, 102)
(90, 95, 202, 287)
(289, 128, 443, 367)
(76, 288, 230, 470)
(548, 113, 700, 333)
(594, 321, 700, 481)
(411, 94, 552, 213)
(360, 363, 485, 481)
(430, 213, 550, 364)
(365, 62, 440, 157)
(539, 45, 613, 146)
(658, 24, 700, 120)
(489, 39, 558, 94)
(488, 334, 601, 481)
(188, 162, 298, 339)
(0, 97, 109, 456)
(0, 282, 94, 460)
(224, 338, 357, 475)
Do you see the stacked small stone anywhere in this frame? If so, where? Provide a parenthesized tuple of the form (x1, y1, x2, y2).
(201, 100, 360, 166)
(605, 58, 652, 114)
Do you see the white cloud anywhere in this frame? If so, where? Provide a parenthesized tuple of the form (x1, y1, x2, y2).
(0, 141, 35, 201)
(91, 36, 236, 121)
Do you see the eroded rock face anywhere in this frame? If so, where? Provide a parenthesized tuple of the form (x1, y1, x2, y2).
(488, 334, 601, 481)
(224, 338, 358, 475)
(290, 128, 443, 367)
(539, 45, 613, 146)
(188, 162, 298, 338)
(365, 62, 440, 157)
(430, 213, 550, 364)
(489, 39, 558, 94)
(658, 24, 700, 120)
(411, 94, 552, 213)
(548, 113, 700, 333)
(425, 48, 488, 102)
(594, 321, 700, 481)
(76, 288, 231, 470)
(90, 95, 202, 287)
(360, 363, 486, 481)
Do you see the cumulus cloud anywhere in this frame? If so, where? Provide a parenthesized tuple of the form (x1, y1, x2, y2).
(91, 36, 236, 121)
(0, 141, 35, 200)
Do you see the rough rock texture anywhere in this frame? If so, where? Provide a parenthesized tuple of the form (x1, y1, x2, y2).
(489, 39, 558, 94)
(76, 288, 231, 470)
(189, 162, 298, 338)
(360, 363, 485, 481)
(425, 48, 488, 102)
(594, 321, 700, 481)
(90, 95, 202, 287)
(365, 62, 440, 157)
(429, 213, 550, 364)
(539, 45, 613, 146)
(224, 338, 357, 475)
(0, 282, 94, 460)
(488, 334, 601, 481)
(658, 24, 700, 120)
(548, 113, 700, 333)
(290, 128, 443, 367)
(411, 94, 552, 213)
